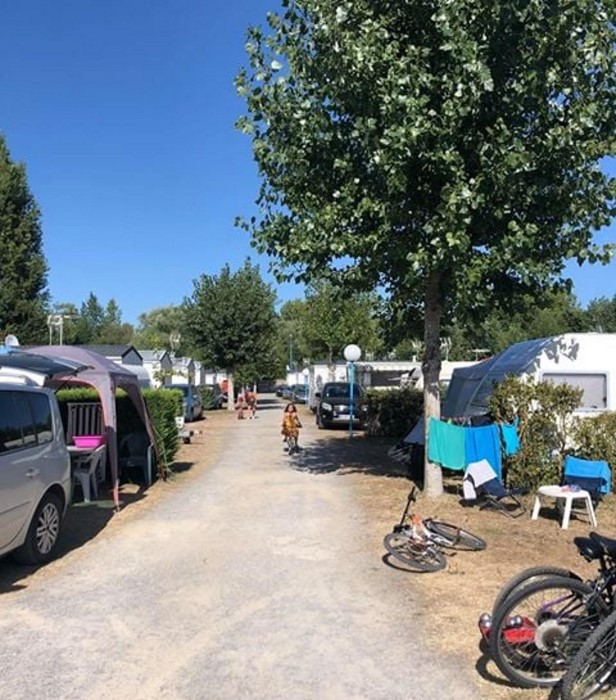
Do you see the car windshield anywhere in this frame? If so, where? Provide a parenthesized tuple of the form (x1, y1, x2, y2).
(323, 383, 362, 399)
(176, 386, 190, 397)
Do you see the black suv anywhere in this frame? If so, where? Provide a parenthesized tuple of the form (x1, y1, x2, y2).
(315, 381, 367, 430)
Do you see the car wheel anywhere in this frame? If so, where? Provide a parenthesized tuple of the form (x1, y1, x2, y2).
(13, 492, 64, 565)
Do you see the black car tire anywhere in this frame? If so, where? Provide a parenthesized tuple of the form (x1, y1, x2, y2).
(317, 413, 331, 430)
(13, 492, 64, 565)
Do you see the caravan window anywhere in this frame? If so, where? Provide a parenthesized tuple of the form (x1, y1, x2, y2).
(542, 373, 607, 410)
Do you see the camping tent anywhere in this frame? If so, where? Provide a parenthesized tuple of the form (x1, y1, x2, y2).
(10, 346, 156, 508)
(443, 333, 616, 418)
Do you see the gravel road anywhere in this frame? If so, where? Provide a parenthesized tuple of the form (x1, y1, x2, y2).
(0, 397, 481, 699)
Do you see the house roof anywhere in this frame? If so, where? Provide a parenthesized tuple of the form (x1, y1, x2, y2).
(139, 349, 170, 362)
(81, 344, 142, 361)
(172, 356, 194, 369)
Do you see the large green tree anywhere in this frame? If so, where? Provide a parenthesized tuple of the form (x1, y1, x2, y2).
(585, 295, 616, 332)
(277, 285, 382, 375)
(182, 261, 278, 406)
(302, 281, 382, 365)
(63, 293, 133, 345)
(133, 305, 185, 352)
(277, 299, 310, 376)
(96, 299, 134, 344)
(0, 135, 49, 343)
(237, 0, 616, 495)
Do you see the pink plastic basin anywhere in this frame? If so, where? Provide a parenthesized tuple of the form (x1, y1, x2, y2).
(73, 435, 105, 449)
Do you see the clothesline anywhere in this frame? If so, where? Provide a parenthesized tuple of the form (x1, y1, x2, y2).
(426, 416, 520, 480)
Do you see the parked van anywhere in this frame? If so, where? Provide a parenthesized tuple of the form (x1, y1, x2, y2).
(0, 382, 71, 564)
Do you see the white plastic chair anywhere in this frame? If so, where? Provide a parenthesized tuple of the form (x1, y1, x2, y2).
(72, 445, 107, 503)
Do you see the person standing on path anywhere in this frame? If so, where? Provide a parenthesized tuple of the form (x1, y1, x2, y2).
(246, 388, 257, 419)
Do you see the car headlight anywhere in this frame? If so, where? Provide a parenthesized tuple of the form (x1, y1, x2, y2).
(321, 402, 333, 411)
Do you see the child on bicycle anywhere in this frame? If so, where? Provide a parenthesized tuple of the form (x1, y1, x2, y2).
(281, 403, 302, 452)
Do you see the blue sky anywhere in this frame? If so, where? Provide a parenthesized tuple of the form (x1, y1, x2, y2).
(0, 1, 614, 326)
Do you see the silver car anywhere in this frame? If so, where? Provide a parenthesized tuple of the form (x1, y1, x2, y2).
(0, 383, 71, 564)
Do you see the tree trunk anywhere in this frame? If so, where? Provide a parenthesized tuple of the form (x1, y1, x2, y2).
(227, 371, 235, 412)
(423, 271, 444, 498)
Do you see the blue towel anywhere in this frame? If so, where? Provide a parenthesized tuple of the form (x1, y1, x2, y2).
(464, 424, 502, 481)
(500, 422, 520, 456)
(427, 417, 466, 470)
(564, 456, 611, 494)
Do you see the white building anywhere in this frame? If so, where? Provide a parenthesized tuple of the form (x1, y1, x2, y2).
(444, 333, 616, 417)
(140, 349, 173, 388)
(170, 356, 195, 385)
(304, 359, 478, 410)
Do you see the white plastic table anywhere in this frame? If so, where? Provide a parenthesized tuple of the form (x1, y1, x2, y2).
(531, 484, 598, 530)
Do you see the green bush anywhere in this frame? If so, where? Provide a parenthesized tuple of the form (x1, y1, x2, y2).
(196, 385, 217, 410)
(142, 388, 182, 476)
(365, 387, 423, 438)
(571, 413, 616, 469)
(489, 376, 582, 490)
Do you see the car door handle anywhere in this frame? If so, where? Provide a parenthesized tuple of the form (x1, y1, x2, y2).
(25, 469, 40, 478)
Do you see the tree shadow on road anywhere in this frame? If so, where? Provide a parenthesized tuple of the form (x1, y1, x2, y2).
(290, 432, 412, 479)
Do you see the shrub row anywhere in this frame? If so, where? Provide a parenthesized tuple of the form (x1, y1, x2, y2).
(364, 387, 423, 438)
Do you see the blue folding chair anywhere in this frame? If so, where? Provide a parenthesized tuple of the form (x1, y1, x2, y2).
(563, 456, 611, 508)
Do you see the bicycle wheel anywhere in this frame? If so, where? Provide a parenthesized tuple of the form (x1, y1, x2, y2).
(489, 576, 608, 689)
(383, 531, 447, 572)
(561, 608, 616, 700)
(491, 566, 581, 618)
(423, 519, 486, 551)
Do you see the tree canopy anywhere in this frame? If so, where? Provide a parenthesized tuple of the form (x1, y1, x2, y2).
(182, 261, 279, 390)
(277, 283, 382, 373)
(238, 0, 616, 495)
(132, 305, 185, 352)
(0, 135, 49, 343)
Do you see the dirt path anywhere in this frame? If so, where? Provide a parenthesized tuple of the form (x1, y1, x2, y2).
(0, 396, 483, 699)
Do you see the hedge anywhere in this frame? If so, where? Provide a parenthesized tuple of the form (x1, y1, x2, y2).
(364, 387, 423, 438)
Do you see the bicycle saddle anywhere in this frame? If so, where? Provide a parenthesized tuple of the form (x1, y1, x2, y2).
(573, 535, 604, 561)
(590, 532, 616, 559)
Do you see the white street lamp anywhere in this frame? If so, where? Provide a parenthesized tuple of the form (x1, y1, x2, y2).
(343, 344, 362, 438)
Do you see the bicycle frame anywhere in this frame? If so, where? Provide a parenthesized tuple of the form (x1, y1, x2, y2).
(392, 487, 447, 543)
(393, 486, 419, 531)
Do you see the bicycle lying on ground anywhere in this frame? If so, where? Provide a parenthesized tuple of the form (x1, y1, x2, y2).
(478, 531, 616, 689)
(383, 486, 486, 572)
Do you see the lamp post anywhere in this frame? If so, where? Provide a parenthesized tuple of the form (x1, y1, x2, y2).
(302, 366, 310, 404)
(343, 344, 362, 438)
